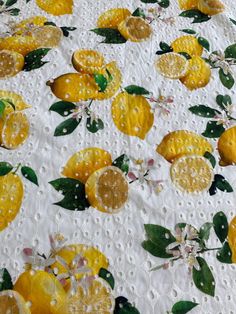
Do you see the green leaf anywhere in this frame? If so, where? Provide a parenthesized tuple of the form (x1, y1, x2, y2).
(159, 41, 173, 52)
(0, 100, 6, 118)
(23, 48, 50, 71)
(91, 28, 126, 44)
(124, 85, 149, 95)
(112, 154, 129, 174)
(94, 73, 108, 92)
(198, 37, 210, 51)
(224, 43, 236, 59)
(86, 117, 104, 133)
(180, 29, 196, 34)
(172, 301, 198, 314)
(192, 257, 215, 296)
(49, 178, 89, 211)
(216, 242, 232, 264)
(114, 296, 140, 314)
(6, 8, 20, 15)
(204, 152, 216, 168)
(219, 68, 234, 89)
(21, 166, 39, 186)
(201, 121, 225, 138)
(132, 8, 145, 18)
(213, 211, 228, 243)
(142, 240, 173, 258)
(158, 0, 170, 8)
(5, 0, 17, 8)
(230, 18, 236, 25)
(60, 26, 77, 37)
(54, 117, 81, 136)
(49, 101, 76, 117)
(178, 52, 191, 59)
(199, 222, 213, 241)
(0, 269, 13, 291)
(140, 0, 158, 2)
(216, 94, 232, 111)
(0, 162, 13, 176)
(214, 174, 233, 193)
(44, 21, 57, 26)
(99, 268, 115, 289)
(189, 105, 220, 118)
(179, 10, 211, 23)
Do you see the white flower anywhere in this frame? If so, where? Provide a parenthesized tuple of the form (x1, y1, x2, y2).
(209, 51, 236, 75)
(22, 248, 55, 270)
(49, 233, 67, 255)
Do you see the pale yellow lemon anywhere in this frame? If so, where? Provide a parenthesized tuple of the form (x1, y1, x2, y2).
(218, 126, 236, 166)
(97, 8, 131, 29)
(0, 290, 31, 314)
(118, 16, 152, 42)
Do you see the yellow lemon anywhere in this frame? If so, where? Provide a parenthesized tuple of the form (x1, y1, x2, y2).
(155, 52, 189, 79)
(228, 216, 236, 263)
(198, 0, 225, 15)
(170, 155, 214, 193)
(0, 290, 31, 314)
(156, 130, 213, 162)
(0, 36, 38, 57)
(171, 35, 203, 57)
(0, 173, 23, 231)
(62, 147, 112, 184)
(118, 16, 152, 42)
(218, 126, 236, 166)
(47, 73, 99, 102)
(50, 244, 108, 288)
(72, 49, 104, 74)
(178, 0, 199, 9)
(0, 50, 24, 79)
(0, 90, 30, 112)
(97, 8, 131, 28)
(36, 0, 73, 15)
(1, 112, 30, 149)
(85, 165, 128, 213)
(14, 270, 66, 314)
(180, 56, 211, 90)
(111, 92, 154, 139)
(51, 278, 115, 314)
(96, 61, 122, 100)
(32, 25, 63, 48)
(14, 16, 48, 35)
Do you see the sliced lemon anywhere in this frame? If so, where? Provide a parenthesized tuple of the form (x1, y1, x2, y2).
(72, 49, 104, 74)
(0, 290, 30, 314)
(178, 0, 199, 9)
(170, 155, 214, 193)
(32, 25, 63, 48)
(97, 8, 131, 28)
(51, 278, 115, 314)
(14, 270, 66, 314)
(217, 126, 236, 166)
(96, 61, 122, 100)
(156, 130, 213, 162)
(14, 16, 48, 35)
(111, 92, 154, 139)
(47, 73, 99, 102)
(0, 50, 24, 79)
(171, 35, 203, 57)
(118, 16, 152, 42)
(0, 35, 38, 56)
(1, 112, 29, 149)
(62, 147, 112, 184)
(198, 0, 225, 15)
(0, 90, 30, 112)
(228, 216, 236, 263)
(155, 52, 189, 79)
(0, 173, 23, 231)
(36, 0, 73, 15)
(180, 56, 211, 90)
(85, 165, 128, 213)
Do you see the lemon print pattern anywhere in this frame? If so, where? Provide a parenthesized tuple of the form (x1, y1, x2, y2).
(118, 16, 152, 42)
(0, 50, 24, 79)
(111, 92, 154, 139)
(97, 8, 131, 28)
(218, 126, 236, 166)
(36, 0, 73, 15)
(178, 0, 199, 9)
(171, 35, 203, 57)
(228, 216, 236, 263)
(0, 290, 31, 314)
(198, 0, 225, 15)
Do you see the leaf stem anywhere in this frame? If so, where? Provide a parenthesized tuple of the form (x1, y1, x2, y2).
(13, 163, 21, 174)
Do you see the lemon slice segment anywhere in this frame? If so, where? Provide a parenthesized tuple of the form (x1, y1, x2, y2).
(85, 166, 128, 213)
(155, 52, 189, 79)
(118, 16, 152, 42)
(97, 8, 131, 28)
(0, 90, 30, 112)
(170, 155, 214, 193)
(0, 50, 24, 79)
(0, 290, 30, 314)
(32, 25, 63, 48)
(72, 49, 104, 74)
(0, 36, 38, 56)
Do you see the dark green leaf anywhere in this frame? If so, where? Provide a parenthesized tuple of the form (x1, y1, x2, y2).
(180, 29, 196, 34)
(49, 177, 83, 194)
(99, 268, 115, 289)
(91, 28, 126, 44)
(204, 152, 216, 168)
(230, 18, 236, 25)
(140, 0, 158, 2)
(54, 117, 81, 136)
(189, 105, 220, 118)
(213, 211, 228, 243)
(0, 269, 13, 291)
(0, 100, 6, 118)
(172, 301, 198, 314)
(158, 0, 170, 8)
(114, 296, 140, 314)
(198, 37, 210, 51)
(23, 48, 50, 71)
(0, 162, 13, 176)
(216, 94, 232, 110)
(179, 10, 211, 23)
(178, 52, 191, 59)
(124, 85, 149, 95)
(209, 180, 217, 196)
(21, 166, 39, 186)
(49, 101, 76, 117)
(44, 21, 56, 26)
(60, 26, 77, 37)
(132, 8, 145, 18)
(54, 193, 89, 211)
(216, 242, 232, 264)
(6, 8, 20, 15)
(159, 41, 173, 52)
(5, 0, 17, 8)
(94, 73, 108, 92)
(199, 222, 213, 241)
(86, 117, 104, 133)
(112, 154, 129, 174)
(142, 240, 173, 258)
(225, 43, 236, 59)
(202, 121, 225, 138)
(192, 257, 215, 296)
(219, 68, 234, 89)
(214, 174, 233, 193)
